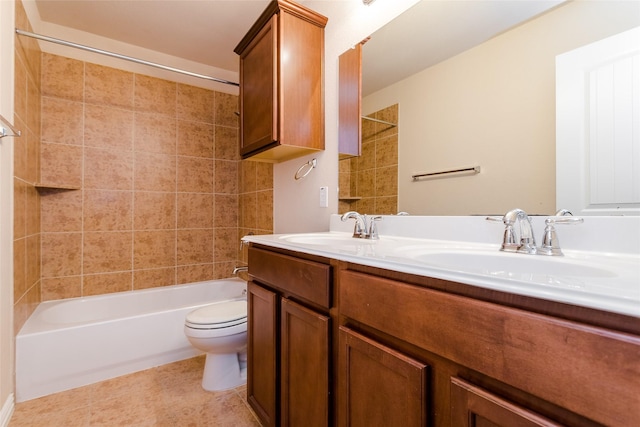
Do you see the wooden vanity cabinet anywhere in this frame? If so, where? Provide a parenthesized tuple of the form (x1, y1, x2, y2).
(337, 266, 640, 427)
(234, 0, 327, 162)
(247, 246, 332, 427)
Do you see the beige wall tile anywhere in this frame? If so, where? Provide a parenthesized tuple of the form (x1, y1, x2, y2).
(13, 239, 26, 301)
(85, 147, 133, 190)
(177, 84, 214, 123)
(240, 193, 257, 229)
(134, 230, 176, 269)
(83, 190, 133, 231)
(177, 229, 214, 265)
(85, 63, 134, 108)
(214, 125, 239, 160)
(255, 162, 273, 191)
(214, 228, 239, 262)
(134, 74, 176, 116)
(256, 190, 273, 231)
(177, 156, 213, 193)
(85, 104, 134, 150)
(376, 165, 398, 197)
(41, 276, 81, 301)
(40, 189, 83, 232)
(41, 53, 83, 101)
(41, 97, 83, 145)
(215, 195, 238, 228)
(239, 161, 256, 193)
(215, 160, 238, 194)
(177, 264, 214, 285)
(177, 193, 213, 229)
(134, 191, 176, 230)
(14, 53, 27, 123)
(83, 272, 133, 296)
(134, 267, 176, 290)
(25, 129, 40, 183)
(41, 232, 82, 277)
(14, 179, 27, 239)
(178, 120, 213, 158)
(134, 151, 176, 192)
(214, 92, 239, 127)
(26, 235, 41, 289)
(134, 113, 176, 154)
(83, 231, 133, 274)
(40, 142, 82, 188)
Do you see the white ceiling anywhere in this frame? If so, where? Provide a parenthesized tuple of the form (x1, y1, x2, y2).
(33, 0, 565, 93)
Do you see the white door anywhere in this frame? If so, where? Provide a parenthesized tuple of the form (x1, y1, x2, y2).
(556, 26, 640, 216)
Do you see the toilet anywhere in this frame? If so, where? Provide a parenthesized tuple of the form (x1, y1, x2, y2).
(184, 299, 248, 391)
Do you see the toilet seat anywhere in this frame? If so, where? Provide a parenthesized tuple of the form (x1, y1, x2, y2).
(185, 300, 247, 330)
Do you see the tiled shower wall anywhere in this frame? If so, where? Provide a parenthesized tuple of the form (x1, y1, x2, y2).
(339, 104, 398, 215)
(38, 53, 272, 301)
(13, 0, 42, 333)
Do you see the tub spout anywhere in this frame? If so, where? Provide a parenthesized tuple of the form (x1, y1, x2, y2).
(233, 266, 248, 275)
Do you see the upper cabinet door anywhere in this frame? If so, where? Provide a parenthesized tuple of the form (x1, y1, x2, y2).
(235, 0, 327, 163)
(238, 15, 278, 157)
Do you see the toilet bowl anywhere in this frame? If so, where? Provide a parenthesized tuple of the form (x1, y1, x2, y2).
(184, 299, 247, 391)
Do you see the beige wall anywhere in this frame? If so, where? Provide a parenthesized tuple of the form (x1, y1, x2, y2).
(363, 0, 640, 216)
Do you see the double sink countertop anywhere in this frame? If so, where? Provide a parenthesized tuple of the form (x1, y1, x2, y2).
(242, 215, 640, 318)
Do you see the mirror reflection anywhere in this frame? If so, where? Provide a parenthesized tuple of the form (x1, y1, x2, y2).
(338, 0, 640, 216)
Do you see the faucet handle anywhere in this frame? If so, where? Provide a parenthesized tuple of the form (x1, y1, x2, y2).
(368, 216, 382, 240)
(539, 216, 584, 256)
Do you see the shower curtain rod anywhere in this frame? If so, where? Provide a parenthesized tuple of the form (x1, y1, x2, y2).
(15, 29, 239, 87)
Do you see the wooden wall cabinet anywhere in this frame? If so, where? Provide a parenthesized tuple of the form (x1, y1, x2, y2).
(247, 246, 332, 427)
(234, 0, 327, 162)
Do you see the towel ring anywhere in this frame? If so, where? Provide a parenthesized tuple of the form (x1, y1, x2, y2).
(294, 158, 317, 180)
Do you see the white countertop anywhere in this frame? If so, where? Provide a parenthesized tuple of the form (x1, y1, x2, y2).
(243, 215, 640, 317)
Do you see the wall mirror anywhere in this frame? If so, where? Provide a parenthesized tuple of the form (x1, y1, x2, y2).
(337, 0, 640, 216)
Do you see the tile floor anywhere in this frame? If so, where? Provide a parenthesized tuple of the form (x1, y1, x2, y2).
(9, 356, 261, 426)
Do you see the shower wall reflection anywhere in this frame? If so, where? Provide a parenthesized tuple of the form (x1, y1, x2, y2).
(339, 104, 398, 215)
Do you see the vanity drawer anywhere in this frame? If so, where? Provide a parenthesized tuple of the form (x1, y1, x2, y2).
(248, 246, 331, 309)
(339, 269, 640, 427)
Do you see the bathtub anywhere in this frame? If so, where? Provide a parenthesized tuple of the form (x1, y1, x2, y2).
(15, 278, 247, 402)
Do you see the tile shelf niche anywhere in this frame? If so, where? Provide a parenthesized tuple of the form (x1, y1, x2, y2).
(34, 183, 80, 191)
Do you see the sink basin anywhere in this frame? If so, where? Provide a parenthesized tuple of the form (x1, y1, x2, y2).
(399, 250, 616, 278)
(278, 233, 377, 246)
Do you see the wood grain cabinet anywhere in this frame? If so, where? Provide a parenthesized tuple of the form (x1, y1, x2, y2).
(247, 246, 332, 427)
(234, 0, 327, 162)
(338, 326, 428, 427)
(338, 267, 640, 427)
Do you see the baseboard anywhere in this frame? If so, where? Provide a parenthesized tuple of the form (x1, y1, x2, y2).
(0, 394, 14, 427)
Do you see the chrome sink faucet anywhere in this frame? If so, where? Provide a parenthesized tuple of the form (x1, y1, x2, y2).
(501, 208, 537, 254)
(341, 211, 382, 239)
(487, 208, 583, 256)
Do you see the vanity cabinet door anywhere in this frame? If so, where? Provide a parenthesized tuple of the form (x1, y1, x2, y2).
(338, 326, 428, 427)
(247, 281, 278, 427)
(281, 298, 330, 427)
(450, 377, 563, 427)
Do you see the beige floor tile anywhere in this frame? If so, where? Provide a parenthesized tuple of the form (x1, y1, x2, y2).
(9, 356, 260, 427)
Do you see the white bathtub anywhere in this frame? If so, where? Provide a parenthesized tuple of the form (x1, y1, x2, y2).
(16, 278, 247, 402)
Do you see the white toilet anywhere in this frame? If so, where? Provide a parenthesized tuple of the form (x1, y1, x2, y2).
(184, 299, 248, 391)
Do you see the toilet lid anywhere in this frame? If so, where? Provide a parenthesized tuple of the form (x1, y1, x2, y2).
(186, 300, 247, 325)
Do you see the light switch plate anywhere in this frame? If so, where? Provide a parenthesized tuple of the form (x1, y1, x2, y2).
(319, 186, 329, 208)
